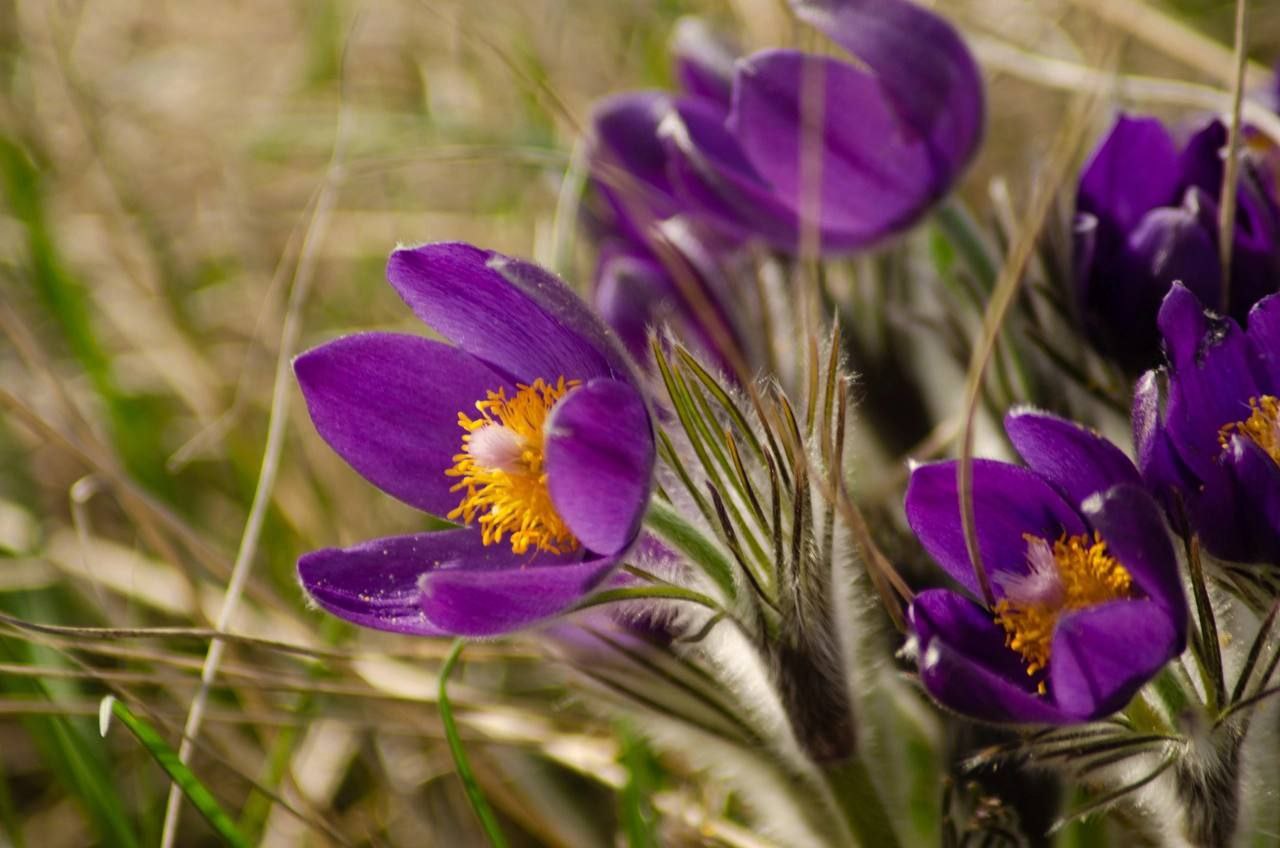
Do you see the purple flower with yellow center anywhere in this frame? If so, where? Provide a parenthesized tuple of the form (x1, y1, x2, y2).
(1075, 114, 1280, 369)
(293, 242, 655, 637)
(1134, 283, 1280, 565)
(906, 410, 1188, 723)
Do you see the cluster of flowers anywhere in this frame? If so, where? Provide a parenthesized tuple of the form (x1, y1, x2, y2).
(292, 0, 1280, 841)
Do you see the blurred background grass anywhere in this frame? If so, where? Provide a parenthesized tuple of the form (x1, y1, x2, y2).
(0, 0, 1277, 845)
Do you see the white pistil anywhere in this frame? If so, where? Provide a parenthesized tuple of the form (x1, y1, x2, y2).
(466, 424, 526, 475)
(995, 537, 1065, 608)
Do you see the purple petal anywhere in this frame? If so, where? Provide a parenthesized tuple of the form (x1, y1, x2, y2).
(1005, 409, 1142, 507)
(905, 460, 1086, 599)
(729, 50, 939, 249)
(594, 246, 672, 364)
(789, 0, 984, 181)
(421, 555, 621, 637)
(1049, 601, 1180, 720)
(909, 590, 1069, 724)
(1124, 199, 1222, 318)
(1078, 114, 1179, 233)
(1157, 284, 1261, 479)
(298, 529, 621, 638)
(1176, 119, 1226, 198)
(672, 17, 738, 109)
(545, 378, 654, 555)
(1080, 484, 1187, 626)
(662, 95, 800, 244)
(386, 243, 631, 385)
(1132, 370, 1199, 522)
(1247, 293, 1280, 393)
(298, 530, 473, 637)
(1224, 435, 1280, 563)
(590, 91, 682, 242)
(294, 333, 507, 518)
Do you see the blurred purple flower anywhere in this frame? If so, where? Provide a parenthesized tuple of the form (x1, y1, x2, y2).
(588, 27, 746, 374)
(658, 0, 985, 253)
(1075, 114, 1280, 369)
(293, 242, 655, 637)
(1134, 283, 1280, 565)
(906, 410, 1187, 724)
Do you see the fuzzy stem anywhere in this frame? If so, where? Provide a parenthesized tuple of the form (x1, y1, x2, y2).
(1174, 731, 1242, 848)
(822, 756, 902, 848)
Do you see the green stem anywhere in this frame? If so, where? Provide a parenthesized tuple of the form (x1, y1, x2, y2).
(822, 756, 902, 848)
(440, 640, 510, 848)
(643, 497, 738, 603)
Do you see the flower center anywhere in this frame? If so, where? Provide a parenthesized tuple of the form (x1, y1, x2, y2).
(1218, 395, 1280, 465)
(993, 533, 1134, 695)
(446, 377, 580, 555)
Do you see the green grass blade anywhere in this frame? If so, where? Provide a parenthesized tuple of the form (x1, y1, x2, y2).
(104, 697, 250, 848)
(439, 639, 510, 848)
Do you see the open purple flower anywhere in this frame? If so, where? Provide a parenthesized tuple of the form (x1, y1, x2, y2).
(1075, 114, 1280, 369)
(658, 0, 984, 253)
(293, 243, 655, 637)
(906, 410, 1187, 724)
(1134, 283, 1280, 565)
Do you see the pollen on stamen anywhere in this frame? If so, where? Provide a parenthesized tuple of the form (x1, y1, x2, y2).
(994, 532, 1134, 695)
(1219, 394, 1280, 465)
(445, 377, 581, 555)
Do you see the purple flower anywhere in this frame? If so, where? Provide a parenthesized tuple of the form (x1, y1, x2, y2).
(1134, 283, 1280, 565)
(293, 243, 655, 637)
(659, 0, 985, 253)
(1075, 114, 1280, 368)
(906, 410, 1187, 723)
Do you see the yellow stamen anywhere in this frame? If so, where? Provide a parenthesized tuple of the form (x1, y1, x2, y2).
(446, 377, 580, 555)
(994, 533, 1134, 694)
(1219, 395, 1280, 464)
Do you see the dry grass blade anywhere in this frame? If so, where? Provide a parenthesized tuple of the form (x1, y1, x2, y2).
(159, 24, 357, 847)
(955, 49, 1110, 606)
(1217, 0, 1249, 312)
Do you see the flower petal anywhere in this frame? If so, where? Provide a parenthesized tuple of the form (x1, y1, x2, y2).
(545, 378, 654, 555)
(662, 94, 801, 244)
(421, 555, 621, 637)
(294, 333, 507, 518)
(386, 243, 630, 385)
(1080, 484, 1187, 625)
(1049, 601, 1180, 720)
(789, 0, 984, 181)
(905, 460, 1086, 599)
(1224, 435, 1280, 563)
(729, 50, 938, 249)
(298, 528, 621, 638)
(590, 91, 682, 243)
(1005, 409, 1142, 507)
(1157, 284, 1261, 478)
(594, 246, 672, 364)
(297, 530, 476, 637)
(672, 17, 738, 109)
(909, 590, 1069, 724)
(1078, 114, 1179, 233)
(1247, 293, 1280, 393)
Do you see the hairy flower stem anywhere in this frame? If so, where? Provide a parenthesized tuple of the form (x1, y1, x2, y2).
(822, 756, 902, 848)
(1174, 729, 1243, 848)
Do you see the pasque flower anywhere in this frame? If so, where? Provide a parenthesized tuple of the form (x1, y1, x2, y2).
(1134, 283, 1280, 565)
(294, 242, 655, 637)
(1075, 114, 1280, 368)
(906, 410, 1188, 723)
(587, 20, 745, 372)
(657, 0, 984, 253)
